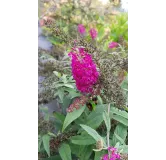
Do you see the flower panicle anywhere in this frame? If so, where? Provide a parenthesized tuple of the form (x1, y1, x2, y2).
(66, 96, 87, 113)
(102, 147, 121, 160)
(89, 28, 98, 39)
(68, 47, 99, 94)
(108, 42, 119, 49)
(78, 24, 86, 35)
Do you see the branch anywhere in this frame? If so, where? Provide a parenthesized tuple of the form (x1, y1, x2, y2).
(107, 103, 111, 158)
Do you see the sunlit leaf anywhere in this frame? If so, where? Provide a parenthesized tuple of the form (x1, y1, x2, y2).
(70, 134, 96, 145)
(110, 107, 128, 119)
(62, 106, 86, 132)
(53, 71, 61, 78)
(112, 115, 128, 126)
(80, 124, 103, 143)
(103, 111, 111, 133)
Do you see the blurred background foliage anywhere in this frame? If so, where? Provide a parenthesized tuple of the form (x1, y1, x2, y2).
(39, 0, 128, 51)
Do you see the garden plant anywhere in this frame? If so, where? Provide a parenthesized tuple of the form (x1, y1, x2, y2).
(38, 0, 128, 160)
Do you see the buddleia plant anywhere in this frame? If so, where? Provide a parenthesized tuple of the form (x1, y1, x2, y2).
(40, 18, 128, 108)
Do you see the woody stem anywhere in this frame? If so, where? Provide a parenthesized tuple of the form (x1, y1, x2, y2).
(107, 103, 111, 159)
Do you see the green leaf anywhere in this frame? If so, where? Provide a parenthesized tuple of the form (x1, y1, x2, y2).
(71, 145, 93, 160)
(69, 91, 81, 99)
(112, 124, 127, 146)
(62, 106, 86, 132)
(63, 87, 75, 93)
(103, 111, 111, 132)
(114, 133, 125, 145)
(54, 119, 63, 131)
(90, 100, 96, 110)
(58, 143, 72, 160)
(94, 150, 107, 160)
(63, 84, 75, 89)
(80, 124, 102, 142)
(56, 89, 64, 102)
(60, 74, 68, 83)
(42, 135, 50, 157)
(110, 32, 118, 40)
(118, 145, 128, 154)
(64, 88, 81, 99)
(70, 134, 96, 145)
(38, 136, 42, 152)
(79, 145, 93, 160)
(41, 155, 61, 160)
(47, 132, 56, 137)
(97, 95, 103, 104)
(94, 152, 103, 160)
(112, 115, 128, 126)
(70, 143, 80, 156)
(47, 37, 62, 45)
(110, 107, 128, 119)
(83, 104, 105, 129)
(53, 112, 65, 123)
(53, 71, 61, 78)
(55, 84, 66, 88)
(85, 113, 103, 130)
(61, 95, 72, 114)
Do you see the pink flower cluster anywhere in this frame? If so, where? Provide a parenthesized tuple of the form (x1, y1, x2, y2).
(108, 42, 119, 49)
(77, 24, 98, 39)
(68, 48, 99, 93)
(102, 147, 120, 160)
(89, 28, 98, 39)
(78, 24, 86, 35)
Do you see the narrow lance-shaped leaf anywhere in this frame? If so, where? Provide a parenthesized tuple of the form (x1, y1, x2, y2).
(118, 145, 128, 154)
(53, 112, 65, 123)
(70, 134, 96, 145)
(80, 124, 102, 141)
(112, 124, 127, 146)
(114, 133, 125, 145)
(79, 104, 105, 131)
(80, 124, 106, 147)
(110, 107, 128, 119)
(47, 132, 56, 137)
(103, 110, 110, 133)
(97, 95, 103, 104)
(38, 136, 42, 152)
(112, 115, 128, 126)
(79, 145, 93, 160)
(58, 143, 72, 160)
(42, 135, 50, 157)
(62, 106, 86, 132)
(40, 155, 61, 160)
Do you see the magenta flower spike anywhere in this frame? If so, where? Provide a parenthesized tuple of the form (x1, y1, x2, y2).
(102, 147, 121, 160)
(78, 24, 86, 35)
(89, 28, 98, 39)
(108, 147, 117, 152)
(108, 42, 119, 48)
(68, 48, 99, 94)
